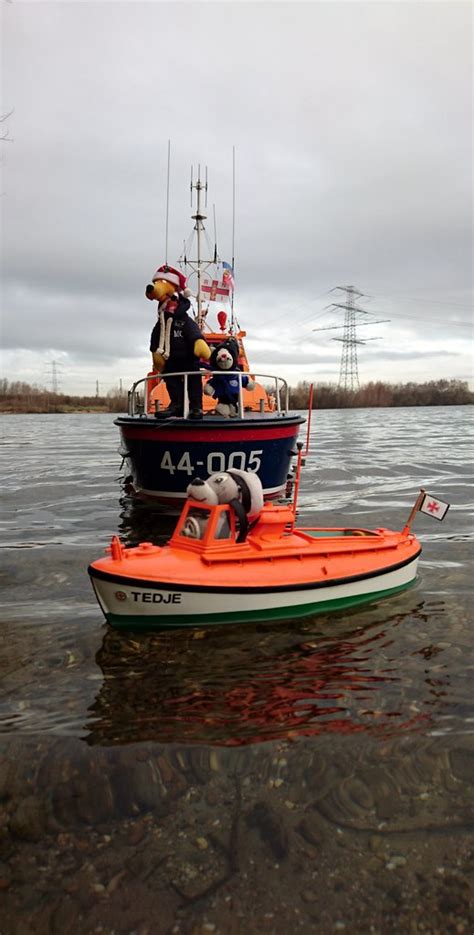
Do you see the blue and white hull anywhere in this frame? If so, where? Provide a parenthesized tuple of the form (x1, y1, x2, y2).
(116, 413, 305, 505)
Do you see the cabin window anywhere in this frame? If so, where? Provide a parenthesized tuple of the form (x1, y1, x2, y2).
(214, 512, 232, 539)
(180, 507, 211, 540)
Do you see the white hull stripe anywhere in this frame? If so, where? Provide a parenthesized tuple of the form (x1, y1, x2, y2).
(88, 550, 421, 594)
(90, 557, 419, 619)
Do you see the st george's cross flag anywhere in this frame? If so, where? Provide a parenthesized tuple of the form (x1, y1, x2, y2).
(419, 493, 450, 521)
(201, 278, 230, 301)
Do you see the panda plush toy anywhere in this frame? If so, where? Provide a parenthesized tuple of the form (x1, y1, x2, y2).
(185, 468, 264, 542)
(204, 338, 255, 417)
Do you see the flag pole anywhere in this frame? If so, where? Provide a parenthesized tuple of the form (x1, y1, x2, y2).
(402, 488, 425, 536)
(291, 443, 304, 518)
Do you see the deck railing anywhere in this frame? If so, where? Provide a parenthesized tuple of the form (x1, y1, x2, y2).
(127, 371, 290, 418)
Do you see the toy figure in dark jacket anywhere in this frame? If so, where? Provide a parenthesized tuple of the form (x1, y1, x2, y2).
(146, 264, 210, 419)
(204, 338, 255, 417)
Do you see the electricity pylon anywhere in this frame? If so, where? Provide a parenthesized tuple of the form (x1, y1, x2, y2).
(46, 360, 62, 394)
(313, 286, 390, 391)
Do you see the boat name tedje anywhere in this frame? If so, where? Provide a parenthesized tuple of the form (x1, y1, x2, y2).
(128, 591, 182, 604)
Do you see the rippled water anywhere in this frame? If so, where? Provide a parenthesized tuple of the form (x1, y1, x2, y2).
(1, 408, 473, 934)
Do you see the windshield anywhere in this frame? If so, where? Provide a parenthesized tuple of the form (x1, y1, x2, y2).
(180, 507, 211, 540)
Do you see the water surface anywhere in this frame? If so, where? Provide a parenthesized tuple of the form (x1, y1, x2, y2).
(1, 408, 473, 933)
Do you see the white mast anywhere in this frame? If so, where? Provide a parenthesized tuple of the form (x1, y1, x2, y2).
(189, 166, 212, 329)
(181, 165, 223, 328)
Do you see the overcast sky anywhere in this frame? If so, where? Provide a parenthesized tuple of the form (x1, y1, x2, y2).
(2, 0, 472, 395)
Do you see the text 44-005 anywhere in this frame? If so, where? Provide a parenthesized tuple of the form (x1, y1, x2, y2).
(159, 450, 263, 476)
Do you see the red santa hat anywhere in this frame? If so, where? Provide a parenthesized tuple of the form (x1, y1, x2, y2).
(152, 264, 192, 297)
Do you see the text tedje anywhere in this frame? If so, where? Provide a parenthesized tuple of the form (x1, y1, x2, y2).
(131, 591, 182, 604)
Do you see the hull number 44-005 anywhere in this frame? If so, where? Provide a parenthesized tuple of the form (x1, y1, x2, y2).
(159, 450, 263, 476)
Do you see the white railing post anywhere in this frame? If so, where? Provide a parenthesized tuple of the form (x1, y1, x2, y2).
(238, 372, 244, 418)
(183, 374, 189, 418)
(126, 371, 291, 418)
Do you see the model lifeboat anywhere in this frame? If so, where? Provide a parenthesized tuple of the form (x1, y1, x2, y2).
(89, 464, 422, 630)
(115, 167, 305, 506)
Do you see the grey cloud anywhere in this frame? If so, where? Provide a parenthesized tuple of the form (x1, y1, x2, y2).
(2, 1, 472, 390)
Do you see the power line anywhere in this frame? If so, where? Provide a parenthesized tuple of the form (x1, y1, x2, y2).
(371, 291, 472, 311)
(277, 289, 471, 332)
(305, 302, 471, 333)
(240, 287, 334, 331)
(368, 309, 471, 330)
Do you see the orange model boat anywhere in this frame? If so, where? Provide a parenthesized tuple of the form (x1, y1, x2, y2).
(89, 450, 426, 630)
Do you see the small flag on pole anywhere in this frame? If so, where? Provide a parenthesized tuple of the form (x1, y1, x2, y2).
(222, 261, 235, 291)
(419, 493, 450, 521)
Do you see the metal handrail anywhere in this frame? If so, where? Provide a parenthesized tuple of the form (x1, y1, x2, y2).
(127, 371, 290, 418)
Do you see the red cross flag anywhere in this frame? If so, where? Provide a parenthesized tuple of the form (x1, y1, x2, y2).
(201, 278, 230, 301)
(419, 493, 450, 521)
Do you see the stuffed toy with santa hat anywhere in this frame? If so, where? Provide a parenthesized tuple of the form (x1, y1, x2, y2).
(146, 264, 211, 419)
(185, 468, 264, 542)
(203, 337, 255, 418)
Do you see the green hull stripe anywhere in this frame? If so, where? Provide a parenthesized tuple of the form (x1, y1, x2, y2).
(105, 579, 416, 631)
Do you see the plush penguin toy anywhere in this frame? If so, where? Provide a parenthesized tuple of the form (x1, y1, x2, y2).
(146, 264, 211, 419)
(204, 338, 255, 417)
(186, 469, 264, 542)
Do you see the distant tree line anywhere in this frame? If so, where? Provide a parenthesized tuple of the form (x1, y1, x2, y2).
(0, 380, 128, 413)
(0, 377, 472, 413)
(289, 379, 473, 409)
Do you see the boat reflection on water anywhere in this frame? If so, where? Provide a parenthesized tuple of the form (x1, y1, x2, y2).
(85, 602, 437, 748)
(117, 491, 178, 547)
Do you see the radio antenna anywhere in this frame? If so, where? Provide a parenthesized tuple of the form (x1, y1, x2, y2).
(165, 140, 171, 264)
(213, 203, 218, 256)
(231, 145, 236, 328)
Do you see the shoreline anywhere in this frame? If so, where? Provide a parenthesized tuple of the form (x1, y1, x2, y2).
(1, 402, 473, 415)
